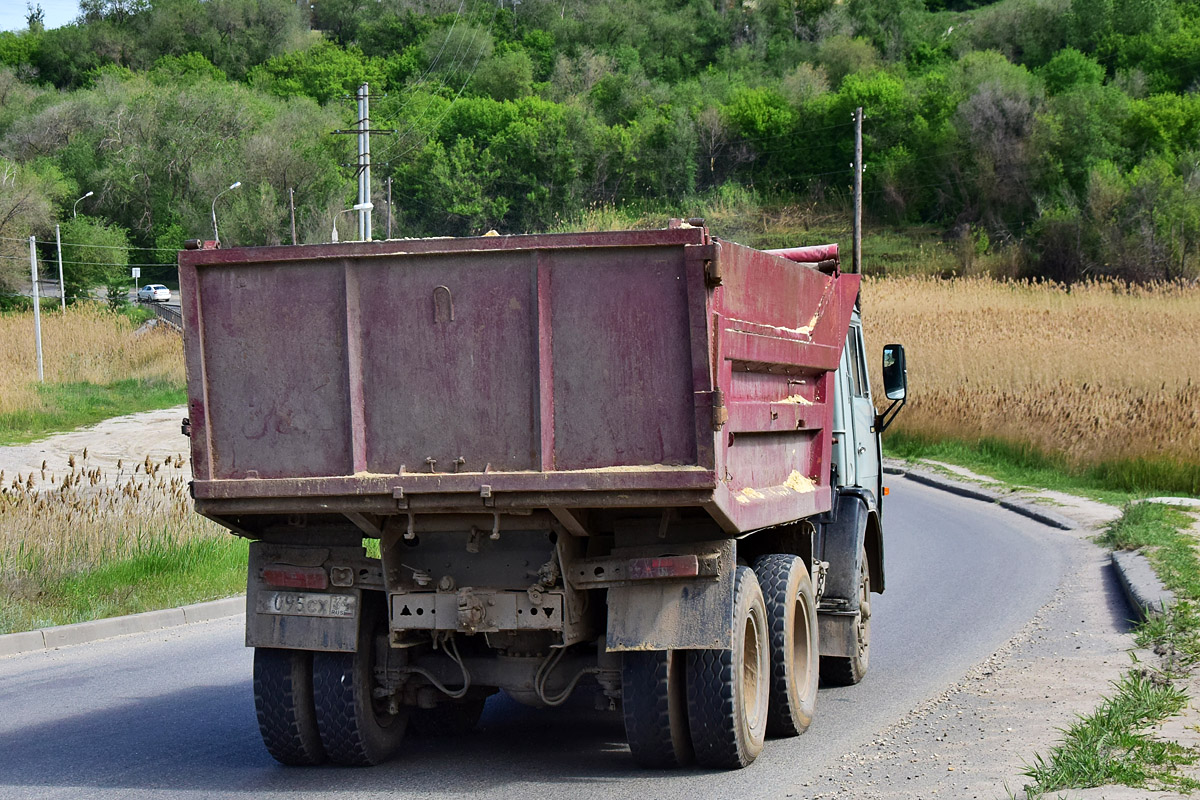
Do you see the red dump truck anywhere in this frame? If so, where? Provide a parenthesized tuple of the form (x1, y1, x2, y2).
(179, 222, 906, 770)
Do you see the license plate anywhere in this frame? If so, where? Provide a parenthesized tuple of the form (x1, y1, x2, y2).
(258, 591, 357, 619)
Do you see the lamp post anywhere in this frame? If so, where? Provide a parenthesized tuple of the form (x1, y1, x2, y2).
(72, 190, 93, 218)
(210, 181, 242, 246)
(331, 202, 373, 243)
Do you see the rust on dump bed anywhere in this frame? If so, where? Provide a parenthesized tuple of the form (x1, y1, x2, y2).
(180, 227, 859, 536)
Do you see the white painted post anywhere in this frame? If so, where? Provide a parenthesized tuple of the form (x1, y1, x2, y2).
(29, 235, 43, 382)
(55, 224, 65, 311)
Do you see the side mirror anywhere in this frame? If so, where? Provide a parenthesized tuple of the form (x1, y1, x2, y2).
(882, 344, 907, 401)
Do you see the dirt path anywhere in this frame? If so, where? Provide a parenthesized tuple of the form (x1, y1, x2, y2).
(0, 406, 191, 491)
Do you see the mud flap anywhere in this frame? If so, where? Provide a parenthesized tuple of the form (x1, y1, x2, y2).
(245, 543, 361, 652)
(817, 610, 857, 658)
(605, 541, 736, 652)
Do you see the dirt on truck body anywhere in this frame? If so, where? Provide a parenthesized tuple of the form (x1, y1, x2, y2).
(179, 222, 907, 769)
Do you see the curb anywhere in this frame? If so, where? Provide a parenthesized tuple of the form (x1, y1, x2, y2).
(896, 468, 1077, 531)
(0, 596, 244, 659)
(888, 460, 1190, 624)
(1111, 550, 1175, 620)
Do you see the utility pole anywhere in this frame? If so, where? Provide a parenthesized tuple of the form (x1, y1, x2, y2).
(55, 224, 65, 311)
(29, 236, 43, 382)
(289, 188, 297, 245)
(332, 85, 396, 243)
(357, 83, 372, 241)
(387, 176, 393, 239)
(852, 106, 863, 275)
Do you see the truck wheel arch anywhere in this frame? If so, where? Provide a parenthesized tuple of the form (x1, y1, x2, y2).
(865, 510, 885, 594)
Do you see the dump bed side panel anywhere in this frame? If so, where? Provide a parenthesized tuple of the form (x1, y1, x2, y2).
(709, 239, 860, 531)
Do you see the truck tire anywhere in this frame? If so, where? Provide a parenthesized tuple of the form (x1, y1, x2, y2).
(312, 606, 408, 766)
(622, 650, 694, 768)
(753, 554, 819, 737)
(820, 545, 871, 686)
(411, 698, 488, 737)
(253, 647, 326, 766)
(685, 566, 769, 769)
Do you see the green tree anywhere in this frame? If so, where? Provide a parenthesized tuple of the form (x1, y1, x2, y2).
(57, 214, 130, 303)
(0, 158, 65, 294)
(248, 40, 384, 103)
(1039, 48, 1104, 95)
(471, 48, 534, 101)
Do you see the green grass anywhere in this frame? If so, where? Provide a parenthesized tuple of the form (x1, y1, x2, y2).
(1023, 502, 1200, 797)
(885, 431, 1200, 503)
(0, 378, 186, 446)
(1100, 502, 1200, 600)
(0, 535, 248, 635)
(1024, 672, 1198, 796)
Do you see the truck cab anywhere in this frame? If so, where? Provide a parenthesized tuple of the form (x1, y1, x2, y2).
(817, 307, 906, 685)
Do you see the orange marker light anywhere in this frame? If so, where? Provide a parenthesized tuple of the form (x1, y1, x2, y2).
(883, 487, 890, 496)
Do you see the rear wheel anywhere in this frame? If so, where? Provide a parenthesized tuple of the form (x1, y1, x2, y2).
(622, 649, 694, 768)
(253, 647, 326, 766)
(312, 601, 408, 766)
(753, 554, 819, 737)
(686, 566, 769, 769)
(820, 545, 871, 686)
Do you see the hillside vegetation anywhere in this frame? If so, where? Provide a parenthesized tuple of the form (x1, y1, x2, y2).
(1, 0, 1200, 288)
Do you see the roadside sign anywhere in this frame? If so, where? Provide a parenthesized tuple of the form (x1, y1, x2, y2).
(131, 267, 141, 278)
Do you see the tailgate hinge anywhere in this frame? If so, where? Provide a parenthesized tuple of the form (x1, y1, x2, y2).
(711, 388, 728, 431)
(686, 243, 721, 287)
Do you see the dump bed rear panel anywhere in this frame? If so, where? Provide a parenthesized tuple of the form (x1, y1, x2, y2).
(181, 228, 858, 535)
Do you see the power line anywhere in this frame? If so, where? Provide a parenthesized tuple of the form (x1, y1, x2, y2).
(0, 234, 166, 252)
(0, 253, 174, 267)
(379, 1, 502, 166)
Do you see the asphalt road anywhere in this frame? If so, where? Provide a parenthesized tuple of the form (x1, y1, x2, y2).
(0, 480, 1120, 799)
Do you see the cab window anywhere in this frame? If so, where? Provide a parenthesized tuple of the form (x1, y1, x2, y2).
(846, 327, 869, 398)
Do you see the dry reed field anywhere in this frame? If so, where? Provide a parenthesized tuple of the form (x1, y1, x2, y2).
(0, 305, 234, 632)
(1, 451, 207, 575)
(0, 447, 237, 632)
(862, 276, 1200, 477)
(0, 304, 184, 418)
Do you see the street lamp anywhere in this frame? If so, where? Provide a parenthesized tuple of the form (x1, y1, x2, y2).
(72, 191, 93, 218)
(331, 202, 373, 243)
(210, 181, 242, 246)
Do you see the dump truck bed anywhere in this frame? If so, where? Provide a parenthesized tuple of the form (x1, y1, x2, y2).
(181, 226, 859, 536)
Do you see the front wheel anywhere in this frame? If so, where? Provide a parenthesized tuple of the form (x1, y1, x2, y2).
(820, 545, 871, 686)
(686, 566, 770, 769)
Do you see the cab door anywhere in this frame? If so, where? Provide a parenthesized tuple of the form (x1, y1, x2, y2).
(844, 320, 880, 495)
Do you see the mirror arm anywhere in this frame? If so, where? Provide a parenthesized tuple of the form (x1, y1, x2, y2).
(875, 396, 906, 434)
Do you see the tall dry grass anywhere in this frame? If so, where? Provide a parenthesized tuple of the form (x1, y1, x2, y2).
(0, 304, 184, 416)
(0, 452, 216, 578)
(0, 448, 238, 632)
(862, 276, 1200, 472)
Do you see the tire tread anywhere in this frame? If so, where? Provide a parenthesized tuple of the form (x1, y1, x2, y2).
(623, 650, 692, 768)
(253, 647, 326, 766)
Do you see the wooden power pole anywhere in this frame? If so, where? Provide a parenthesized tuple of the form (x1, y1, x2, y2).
(852, 106, 863, 275)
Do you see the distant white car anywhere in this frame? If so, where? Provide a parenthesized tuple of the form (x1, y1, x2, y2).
(137, 284, 171, 303)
